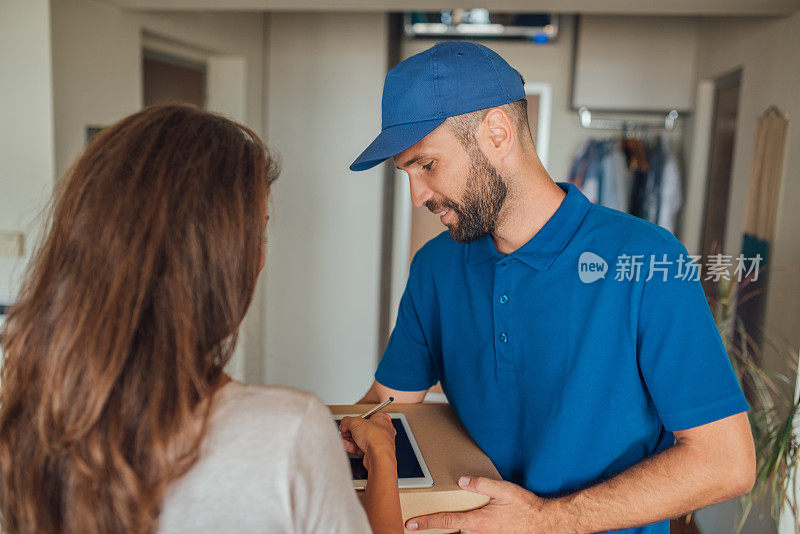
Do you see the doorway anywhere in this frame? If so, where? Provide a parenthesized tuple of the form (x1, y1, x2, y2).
(143, 49, 206, 109)
(699, 68, 741, 292)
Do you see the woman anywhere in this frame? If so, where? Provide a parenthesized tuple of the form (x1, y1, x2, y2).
(0, 104, 402, 534)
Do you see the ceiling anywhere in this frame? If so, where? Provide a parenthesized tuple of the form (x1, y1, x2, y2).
(101, 0, 800, 16)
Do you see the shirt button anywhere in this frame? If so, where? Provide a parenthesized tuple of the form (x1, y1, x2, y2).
(499, 294, 508, 304)
(499, 332, 508, 343)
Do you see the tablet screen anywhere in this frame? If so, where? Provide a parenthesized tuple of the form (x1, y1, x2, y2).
(336, 416, 426, 480)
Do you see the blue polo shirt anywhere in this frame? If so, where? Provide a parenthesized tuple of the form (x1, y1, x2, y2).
(376, 183, 748, 534)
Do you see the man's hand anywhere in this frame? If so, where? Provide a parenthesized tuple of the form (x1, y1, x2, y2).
(407, 414, 754, 533)
(406, 476, 566, 533)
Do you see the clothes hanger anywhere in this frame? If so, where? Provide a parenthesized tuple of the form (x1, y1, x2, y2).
(763, 105, 787, 118)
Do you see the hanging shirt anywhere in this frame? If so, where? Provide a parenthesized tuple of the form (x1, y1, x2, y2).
(582, 153, 600, 203)
(603, 139, 631, 212)
(567, 140, 592, 190)
(627, 138, 650, 220)
(641, 139, 663, 223)
(657, 134, 682, 234)
(376, 183, 748, 534)
(570, 140, 601, 204)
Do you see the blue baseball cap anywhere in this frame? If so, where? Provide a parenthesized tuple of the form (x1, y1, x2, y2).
(350, 41, 525, 172)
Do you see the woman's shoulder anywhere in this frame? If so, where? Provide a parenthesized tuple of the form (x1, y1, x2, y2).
(217, 381, 320, 410)
(159, 385, 338, 532)
(210, 382, 331, 439)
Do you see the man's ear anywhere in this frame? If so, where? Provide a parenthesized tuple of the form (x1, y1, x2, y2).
(479, 107, 515, 161)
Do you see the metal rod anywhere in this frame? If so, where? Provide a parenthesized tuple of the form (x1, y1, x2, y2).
(578, 107, 679, 131)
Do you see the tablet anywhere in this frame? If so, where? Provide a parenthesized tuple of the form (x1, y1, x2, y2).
(334, 413, 434, 489)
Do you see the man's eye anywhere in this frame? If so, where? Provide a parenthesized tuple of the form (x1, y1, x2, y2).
(422, 161, 434, 171)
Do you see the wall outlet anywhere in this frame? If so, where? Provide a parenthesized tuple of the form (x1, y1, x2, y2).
(0, 232, 24, 257)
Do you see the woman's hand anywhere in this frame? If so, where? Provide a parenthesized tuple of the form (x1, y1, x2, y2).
(339, 414, 397, 472)
(340, 414, 403, 534)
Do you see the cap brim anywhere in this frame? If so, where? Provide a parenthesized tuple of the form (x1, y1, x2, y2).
(350, 117, 446, 171)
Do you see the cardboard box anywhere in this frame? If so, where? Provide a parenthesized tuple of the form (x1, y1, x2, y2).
(329, 403, 502, 534)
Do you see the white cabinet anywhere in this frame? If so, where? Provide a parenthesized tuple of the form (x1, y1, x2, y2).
(572, 16, 698, 112)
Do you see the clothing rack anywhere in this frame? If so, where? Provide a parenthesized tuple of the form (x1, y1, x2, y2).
(577, 107, 680, 132)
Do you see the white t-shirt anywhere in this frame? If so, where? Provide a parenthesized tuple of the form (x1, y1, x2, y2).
(158, 382, 372, 534)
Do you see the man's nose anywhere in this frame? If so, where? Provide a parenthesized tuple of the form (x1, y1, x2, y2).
(409, 174, 434, 208)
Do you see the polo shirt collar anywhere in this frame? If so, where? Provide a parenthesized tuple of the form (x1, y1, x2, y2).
(467, 182, 591, 271)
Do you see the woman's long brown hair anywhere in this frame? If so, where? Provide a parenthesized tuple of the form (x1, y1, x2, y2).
(0, 104, 277, 533)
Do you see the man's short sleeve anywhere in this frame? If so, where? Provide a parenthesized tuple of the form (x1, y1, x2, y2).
(375, 253, 438, 392)
(637, 242, 749, 432)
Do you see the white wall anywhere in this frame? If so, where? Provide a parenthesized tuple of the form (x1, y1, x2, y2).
(263, 12, 387, 403)
(49, 0, 267, 382)
(573, 16, 698, 112)
(690, 13, 800, 533)
(50, 0, 140, 180)
(0, 0, 56, 303)
(50, 0, 265, 179)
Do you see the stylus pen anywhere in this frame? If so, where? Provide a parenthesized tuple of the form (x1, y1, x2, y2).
(360, 397, 394, 419)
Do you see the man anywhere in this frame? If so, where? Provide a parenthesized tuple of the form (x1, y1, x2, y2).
(350, 41, 755, 533)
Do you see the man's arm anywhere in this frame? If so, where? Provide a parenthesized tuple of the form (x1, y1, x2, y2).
(555, 411, 755, 532)
(358, 380, 427, 404)
(406, 412, 755, 532)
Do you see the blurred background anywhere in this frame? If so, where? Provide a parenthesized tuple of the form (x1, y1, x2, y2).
(1, 1, 799, 532)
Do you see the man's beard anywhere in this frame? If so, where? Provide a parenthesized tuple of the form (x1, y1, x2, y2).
(426, 149, 508, 243)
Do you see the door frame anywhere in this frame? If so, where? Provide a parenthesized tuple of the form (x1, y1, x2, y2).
(699, 68, 742, 262)
(524, 82, 553, 172)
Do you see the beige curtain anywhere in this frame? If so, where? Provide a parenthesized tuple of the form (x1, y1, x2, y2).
(743, 107, 789, 241)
